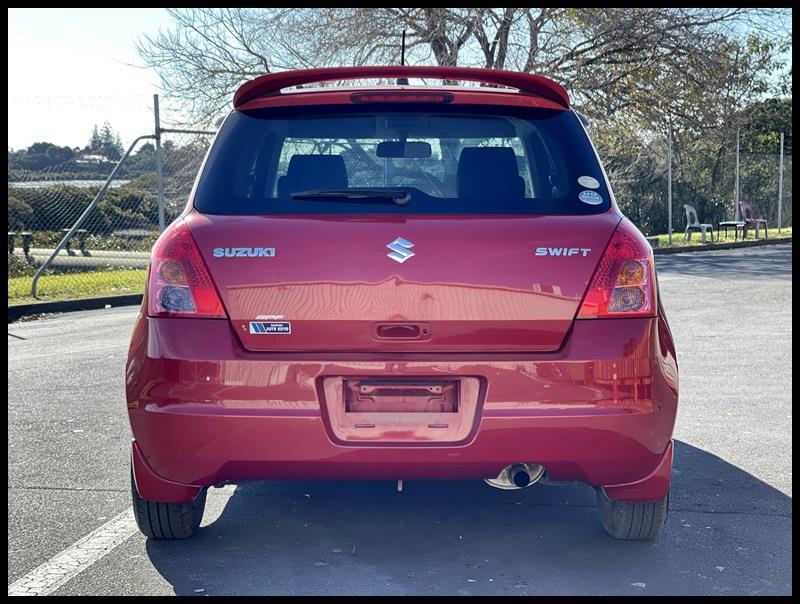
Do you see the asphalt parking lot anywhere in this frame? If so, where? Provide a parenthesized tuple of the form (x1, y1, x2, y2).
(7, 243, 792, 596)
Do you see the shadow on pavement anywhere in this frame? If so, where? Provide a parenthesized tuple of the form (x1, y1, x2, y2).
(146, 441, 791, 596)
(655, 243, 792, 281)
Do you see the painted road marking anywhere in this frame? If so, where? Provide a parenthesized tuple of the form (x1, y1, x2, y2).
(8, 510, 138, 596)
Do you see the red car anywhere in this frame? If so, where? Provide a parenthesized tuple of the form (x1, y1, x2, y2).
(126, 66, 678, 540)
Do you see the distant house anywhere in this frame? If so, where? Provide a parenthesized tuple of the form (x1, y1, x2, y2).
(113, 229, 155, 239)
(75, 153, 114, 165)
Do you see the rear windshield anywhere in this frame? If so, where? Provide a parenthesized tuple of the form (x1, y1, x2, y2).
(194, 104, 610, 215)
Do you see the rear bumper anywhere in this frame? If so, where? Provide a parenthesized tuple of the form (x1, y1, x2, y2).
(126, 314, 678, 503)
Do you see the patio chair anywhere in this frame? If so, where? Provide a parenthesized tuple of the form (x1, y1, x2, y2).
(740, 200, 768, 239)
(683, 203, 715, 243)
(715, 202, 745, 240)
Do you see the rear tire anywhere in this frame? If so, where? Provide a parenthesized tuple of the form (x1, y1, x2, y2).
(596, 488, 668, 540)
(130, 470, 206, 539)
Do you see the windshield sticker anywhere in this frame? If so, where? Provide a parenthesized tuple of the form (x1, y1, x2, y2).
(249, 321, 291, 334)
(578, 190, 603, 205)
(578, 176, 601, 189)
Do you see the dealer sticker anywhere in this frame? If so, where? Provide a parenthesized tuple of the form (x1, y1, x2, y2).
(578, 175, 601, 189)
(249, 321, 292, 334)
(578, 190, 604, 205)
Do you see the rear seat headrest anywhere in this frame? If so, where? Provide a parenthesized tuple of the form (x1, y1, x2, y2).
(457, 147, 525, 200)
(277, 155, 348, 198)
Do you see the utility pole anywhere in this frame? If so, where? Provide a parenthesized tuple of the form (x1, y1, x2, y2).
(154, 94, 166, 232)
(778, 132, 784, 234)
(667, 123, 673, 246)
(734, 128, 741, 222)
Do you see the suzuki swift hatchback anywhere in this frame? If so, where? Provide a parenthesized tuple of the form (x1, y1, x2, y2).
(126, 66, 678, 541)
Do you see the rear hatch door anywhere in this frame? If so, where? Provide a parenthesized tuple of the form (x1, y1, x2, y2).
(186, 211, 620, 352)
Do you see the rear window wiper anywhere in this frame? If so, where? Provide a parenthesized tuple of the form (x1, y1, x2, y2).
(290, 189, 411, 206)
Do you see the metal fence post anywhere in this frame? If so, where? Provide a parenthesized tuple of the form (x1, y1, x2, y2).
(154, 94, 166, 232)
(778, 132, 784, 233)
(30, 135, 155, 298)
(667, 123, 673, 245)
(734, 127, 740, 221)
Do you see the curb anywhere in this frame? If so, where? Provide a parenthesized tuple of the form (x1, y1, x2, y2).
(652, 236, 791, 255)
(8, 294, 143, 323)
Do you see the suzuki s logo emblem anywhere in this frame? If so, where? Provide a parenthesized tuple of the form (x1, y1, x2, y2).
(386, 237, 415, 263)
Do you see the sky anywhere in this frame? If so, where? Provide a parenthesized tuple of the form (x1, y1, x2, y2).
(7, 8, 171, 150)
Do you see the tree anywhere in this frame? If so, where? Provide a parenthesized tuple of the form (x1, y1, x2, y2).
(86, 121, 124, 160)
(88, 125, 102, 153)
(7, 142, 76, 171)
(137, 8, 791, 127)
(741, 98, 792, 154)
(7, 194, 33, 230)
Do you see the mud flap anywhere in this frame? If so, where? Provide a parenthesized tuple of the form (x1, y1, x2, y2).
(131, 441, 203, 504)
(601, 440, 673, 502)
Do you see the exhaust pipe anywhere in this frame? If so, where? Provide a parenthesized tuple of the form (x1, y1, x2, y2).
(485, 463, 545, 490)
(510, 465, 531, 488)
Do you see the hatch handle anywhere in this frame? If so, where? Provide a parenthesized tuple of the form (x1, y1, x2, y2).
(375, 323, 425, 339)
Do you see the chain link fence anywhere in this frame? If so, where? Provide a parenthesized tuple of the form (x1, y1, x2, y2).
(7, 96, 792, 305)
(608, 133, 792, 238)
(8, 101, 214, 303)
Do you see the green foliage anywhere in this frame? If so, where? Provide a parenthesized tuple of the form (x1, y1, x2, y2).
(7, 195, 33, 230)
(741, 98, 792, 154)
(7, 253, 36, 277)
(127, 172, 157, 190)
(7, 142, 77, 171)
(6, 184, 165, 235)
(127, 143, 157, 174)
(9, 184, 91, 231)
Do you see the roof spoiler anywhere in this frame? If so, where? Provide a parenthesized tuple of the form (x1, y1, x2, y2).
(233, 66, 570, 109)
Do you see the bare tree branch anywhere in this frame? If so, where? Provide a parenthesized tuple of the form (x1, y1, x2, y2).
(135, 6, 791, 139)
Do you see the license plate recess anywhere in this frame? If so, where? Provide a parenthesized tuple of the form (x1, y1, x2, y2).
(345, 379, 458, 413)
(321, 376, 483, 444)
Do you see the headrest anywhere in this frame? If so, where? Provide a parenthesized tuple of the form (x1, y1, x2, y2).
(277, 155, 348, 197)
(457, 147, 525, 199)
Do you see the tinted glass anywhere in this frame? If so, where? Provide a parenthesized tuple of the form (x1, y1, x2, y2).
(194, 105, 610, 215)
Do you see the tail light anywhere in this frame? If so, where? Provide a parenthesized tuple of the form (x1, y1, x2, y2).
(147, 222, 226, 318)
(577, 225, 656, 318)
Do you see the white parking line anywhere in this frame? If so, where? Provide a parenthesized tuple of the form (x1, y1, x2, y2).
(8, 510, 138, 596)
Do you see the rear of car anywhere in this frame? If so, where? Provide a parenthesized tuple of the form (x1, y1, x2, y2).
(126, 66, 678, 540)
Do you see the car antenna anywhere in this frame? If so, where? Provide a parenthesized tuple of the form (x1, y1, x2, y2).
(396, 30, 409, 85)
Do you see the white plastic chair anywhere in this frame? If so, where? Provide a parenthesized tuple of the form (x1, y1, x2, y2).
(683, 204, 715, 243)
